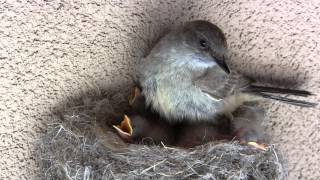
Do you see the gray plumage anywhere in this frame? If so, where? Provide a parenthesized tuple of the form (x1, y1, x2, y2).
(137, 20, 316, 123)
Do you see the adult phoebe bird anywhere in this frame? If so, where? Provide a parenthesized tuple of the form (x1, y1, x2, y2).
(137, 20, 316, 123)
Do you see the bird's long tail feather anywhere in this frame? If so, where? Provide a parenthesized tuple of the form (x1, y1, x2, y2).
(244, 85, 317, 107)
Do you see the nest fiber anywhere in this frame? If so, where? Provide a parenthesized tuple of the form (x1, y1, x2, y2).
(39, 93, 286, 180)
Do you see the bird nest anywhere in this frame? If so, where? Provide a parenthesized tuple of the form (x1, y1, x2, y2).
(38, 90, 286, 180)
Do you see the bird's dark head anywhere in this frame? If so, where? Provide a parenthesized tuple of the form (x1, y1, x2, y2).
(179, 20, 230, 73)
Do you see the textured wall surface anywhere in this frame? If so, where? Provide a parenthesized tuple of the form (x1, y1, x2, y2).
(0, 0, 319, 179)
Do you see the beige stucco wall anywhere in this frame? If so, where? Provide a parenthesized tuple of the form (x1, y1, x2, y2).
(0, 0, 319, 179)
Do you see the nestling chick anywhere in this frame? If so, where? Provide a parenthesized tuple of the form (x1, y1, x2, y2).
(137, 20, 316, 123)
(175, 116, 233, 148)
(232, 105, 265, 143)
(113, 114, 175, 145)
(114, 86, 175, 145)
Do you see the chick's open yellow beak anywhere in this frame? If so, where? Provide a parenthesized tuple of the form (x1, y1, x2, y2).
(113, 115, 133, 136)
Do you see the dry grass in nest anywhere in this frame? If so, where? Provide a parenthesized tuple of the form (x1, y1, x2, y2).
(38, 92, 286, 180)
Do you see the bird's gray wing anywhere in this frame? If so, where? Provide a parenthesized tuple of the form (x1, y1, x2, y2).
(195, 67, 317, 107)
(194, 68, 251, 99)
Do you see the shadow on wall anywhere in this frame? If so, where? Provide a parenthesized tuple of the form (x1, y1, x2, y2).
(228, 53, 309, 88)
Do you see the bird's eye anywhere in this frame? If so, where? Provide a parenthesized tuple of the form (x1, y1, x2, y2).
(199, 39, 208, 49)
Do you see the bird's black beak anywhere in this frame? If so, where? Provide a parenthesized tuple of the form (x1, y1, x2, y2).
(213, 57, 230, 74)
